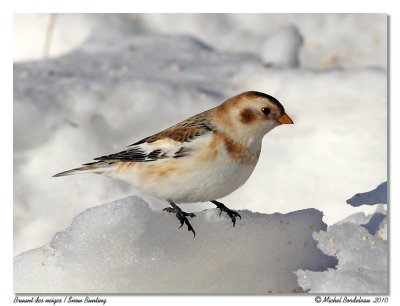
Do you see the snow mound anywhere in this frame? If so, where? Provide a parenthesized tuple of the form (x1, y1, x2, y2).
(346, 181, 387, 206)
(296, 223, 387, 293)
(261, 24, 304, 67)
(14, 196, 336, 293)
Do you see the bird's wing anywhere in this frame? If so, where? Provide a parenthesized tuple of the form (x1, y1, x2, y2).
(93, 110, 215, 163)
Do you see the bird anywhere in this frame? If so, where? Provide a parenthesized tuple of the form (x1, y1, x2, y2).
(54, 91, 294, 236)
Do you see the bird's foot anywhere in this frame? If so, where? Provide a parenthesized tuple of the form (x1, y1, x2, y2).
(211, 200, 241, 227)
(163, 204, 196, 236)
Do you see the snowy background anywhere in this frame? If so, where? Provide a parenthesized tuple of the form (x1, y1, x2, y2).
(13, 14, 387, 293)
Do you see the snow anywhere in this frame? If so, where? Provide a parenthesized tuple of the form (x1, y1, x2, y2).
(296, 222, 387, 293)
(14, 196, 336, 293)
(15, 14, 386, 69)
(261, 24, 304, 67)
(13, 14, 387, 293)
(13, 14, 93, 62)
(296, 183, 387, 293)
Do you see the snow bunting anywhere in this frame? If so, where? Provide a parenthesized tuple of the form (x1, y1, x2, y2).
(54, 91, 293, 236)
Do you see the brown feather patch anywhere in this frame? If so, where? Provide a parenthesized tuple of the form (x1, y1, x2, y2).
(217, 132, 260, 165)
(240, 108, 257, 124)
(151, 127, 200, 143)
(196, 134, 220, 162)
(141, 162, 188, 182)
(140, 110, 214, 144)
(213, 103, 234, 130)
(221, 133, 244, 162)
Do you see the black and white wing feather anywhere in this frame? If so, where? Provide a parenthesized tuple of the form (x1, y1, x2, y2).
(93, 109, 215, 163)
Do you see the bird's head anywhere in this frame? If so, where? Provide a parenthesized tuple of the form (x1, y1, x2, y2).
(213, 91, 293, 146)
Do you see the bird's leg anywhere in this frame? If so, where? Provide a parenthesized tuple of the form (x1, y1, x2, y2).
(163, 201, 196, 236)
(210, 200, 242, 227)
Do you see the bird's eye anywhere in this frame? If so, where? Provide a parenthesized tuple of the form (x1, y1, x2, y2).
(262, 107, 271, 115)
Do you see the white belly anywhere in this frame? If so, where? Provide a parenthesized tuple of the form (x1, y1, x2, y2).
(165, 155, 256, 203)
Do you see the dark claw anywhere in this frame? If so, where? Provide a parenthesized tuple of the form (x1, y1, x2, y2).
(163, 203, 196, 237)
(164, 207, 196, 218)
(163, 207, 175, 213)
(210, 200, 242, 227)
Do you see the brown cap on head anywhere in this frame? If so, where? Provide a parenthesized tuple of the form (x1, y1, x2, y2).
(241, 91, 282, 102)
(239, 91, 285, 113)
(239, 91, 293, 123)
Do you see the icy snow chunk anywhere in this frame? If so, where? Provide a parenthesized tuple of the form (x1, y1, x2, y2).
(14, 196, 335, 293)
(335, 212, 372, 226)
(296, 223, 387, 293)
(337, 204, 387, 237)
(376, 216, 387, 240)
(261, 24, 304, 67)
(346, 182, 387, 206)
(362, 211, 386, 236)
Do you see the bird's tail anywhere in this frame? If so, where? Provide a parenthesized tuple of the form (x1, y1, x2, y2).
(53, 161, 115, 177)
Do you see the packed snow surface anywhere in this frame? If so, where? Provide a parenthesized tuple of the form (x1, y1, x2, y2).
(14, 196, 336, 293)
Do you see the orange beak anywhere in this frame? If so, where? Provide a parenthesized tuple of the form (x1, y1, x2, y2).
(277, 113, 294, 124)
